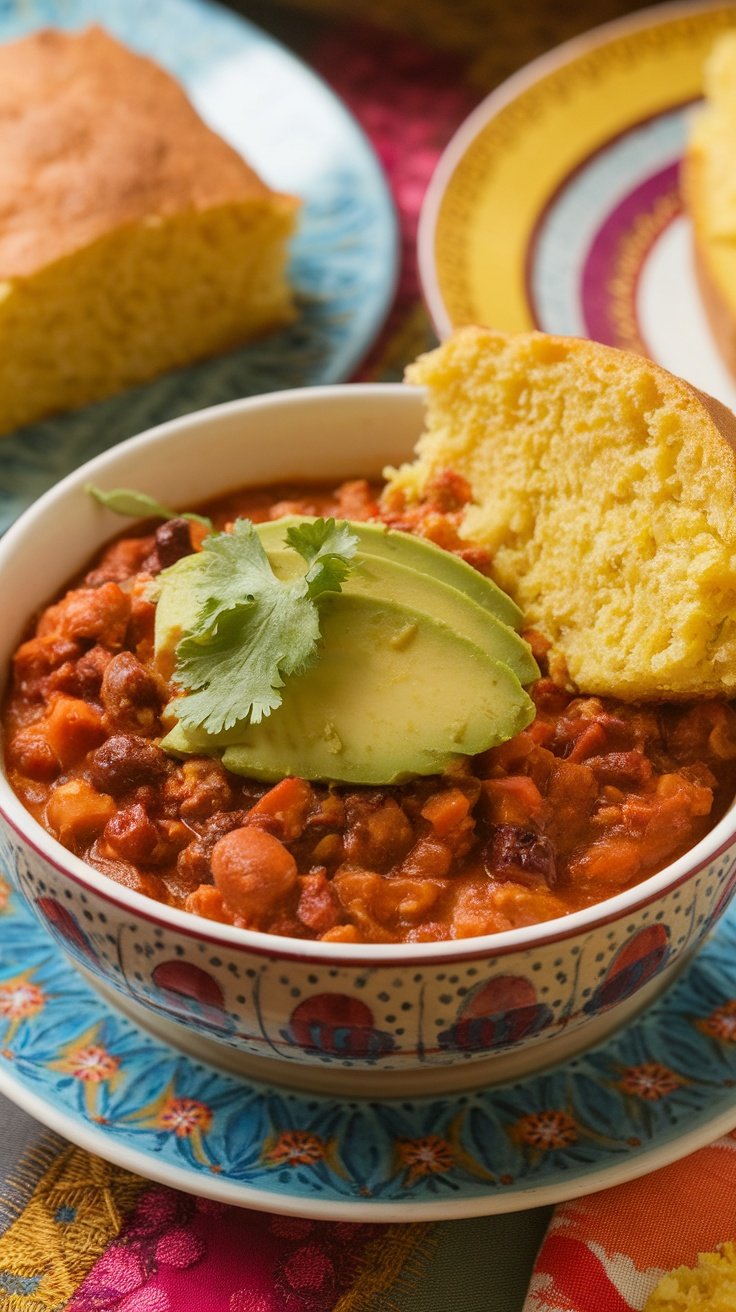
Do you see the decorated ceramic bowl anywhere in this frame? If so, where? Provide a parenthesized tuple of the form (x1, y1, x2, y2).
(1, 385, 735, 1096)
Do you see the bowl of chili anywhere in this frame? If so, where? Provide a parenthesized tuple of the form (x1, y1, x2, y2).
(1, 384, 735, 1096)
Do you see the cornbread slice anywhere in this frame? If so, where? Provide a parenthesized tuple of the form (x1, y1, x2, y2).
(0, 26, 299, 435)
(386, 328, 736, 699)
(683, 32, 736, 379)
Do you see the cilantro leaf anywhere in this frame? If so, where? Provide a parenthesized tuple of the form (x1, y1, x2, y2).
(167, 517, 357, 735)
(285, 518, 359, 599)
(85, 483, 212, 529)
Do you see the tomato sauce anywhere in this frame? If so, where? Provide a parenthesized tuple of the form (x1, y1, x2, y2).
(4, 473, 736, 944)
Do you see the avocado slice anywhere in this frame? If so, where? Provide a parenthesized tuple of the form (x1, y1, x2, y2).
(152, 552, 201, 677)
(256, 516, 523, 630)
(266, 547, 538, 686)
(185, 594, 534, 783)
(154, 522, 536, 784)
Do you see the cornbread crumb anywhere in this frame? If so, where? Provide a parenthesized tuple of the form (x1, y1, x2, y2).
(683, 32, 736, 380)
(0, 26, 299, 435)
(644, 1242, 736, 1311)
(387, 328, 736, 699)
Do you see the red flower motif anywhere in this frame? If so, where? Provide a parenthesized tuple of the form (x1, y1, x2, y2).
(697, 1000, 736, 1043)
(514, 1111, 578, 1150)
(157, 1097, 212, 1138)
(63, 1044, 120, 1083)
(618, 1062, 685, 1101)
(264, 1131, 326, 1167)
(396, 1134, 454, 1185)
(0, 980, 44, 1019)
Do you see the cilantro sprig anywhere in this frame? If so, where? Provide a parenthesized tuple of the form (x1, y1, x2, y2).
(165, 517, 358, 735)
(85, 483, 212, 529)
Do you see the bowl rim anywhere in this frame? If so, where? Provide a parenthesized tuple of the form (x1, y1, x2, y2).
(1, 382, 735, 966)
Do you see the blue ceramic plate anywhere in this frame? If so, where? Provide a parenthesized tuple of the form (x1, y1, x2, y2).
(0, 0, 397, 532)
(1, 877, 735, 1221)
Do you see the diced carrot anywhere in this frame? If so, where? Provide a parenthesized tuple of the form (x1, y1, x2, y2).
(567, 723, 607, 762)
(569, 838, 643, 886)
(421, 788, 471, 837)
(46, 779, 116, 846)
(482, 776, 543, 826)
(247, 776, 314, 840)
(320, 924, 359, 943)
(43, 695, 106, 766)
(185, 885, 233, 924)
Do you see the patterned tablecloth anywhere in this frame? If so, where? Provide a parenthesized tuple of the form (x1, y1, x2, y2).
(0, 2, 708, 1309)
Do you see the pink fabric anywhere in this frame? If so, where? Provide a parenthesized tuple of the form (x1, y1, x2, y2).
(67, 1185, 377, 1312)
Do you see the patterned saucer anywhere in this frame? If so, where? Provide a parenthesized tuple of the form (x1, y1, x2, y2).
(419, 0, 736, 411)
(1, 875, 735, 1221)
(0, 0, 397, 533)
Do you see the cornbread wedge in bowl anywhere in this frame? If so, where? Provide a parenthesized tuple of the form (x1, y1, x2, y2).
(387, 327, 736, 699)
(0, 26, 299, 436)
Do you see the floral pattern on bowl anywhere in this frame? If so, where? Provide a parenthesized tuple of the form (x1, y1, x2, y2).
(3, 815, 736, 1091)
(1, 871, 736, 1219)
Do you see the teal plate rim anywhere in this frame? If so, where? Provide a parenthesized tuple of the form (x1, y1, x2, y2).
(1, 879, 735, 1221)
(0, 0, 398, 532)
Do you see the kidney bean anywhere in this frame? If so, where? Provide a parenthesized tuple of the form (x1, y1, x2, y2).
(101, 652, 166, 735)
(89, 733, 168, 795)
(143, 519, 195, 573)
(482, 824, 557, 888)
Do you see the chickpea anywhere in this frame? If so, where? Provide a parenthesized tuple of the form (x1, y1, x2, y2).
(211, 826, 297, 922)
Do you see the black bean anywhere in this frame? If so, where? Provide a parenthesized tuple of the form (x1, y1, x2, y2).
(144, 519, 194, 573)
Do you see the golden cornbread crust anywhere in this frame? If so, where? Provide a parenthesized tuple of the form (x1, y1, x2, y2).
(0, 26, 299, 434)
(0, 25, 280, 278)
(388, 328, 736, 700)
